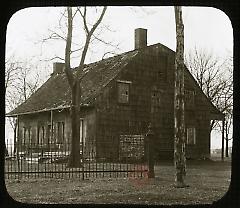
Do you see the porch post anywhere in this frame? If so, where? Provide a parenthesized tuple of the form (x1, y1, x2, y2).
(50, 110, 53, 150)
(221, 115, 225, 161)
(16, 115, 19, 156)
(13, 117, 17, 155)
(16, 115, 21, 174)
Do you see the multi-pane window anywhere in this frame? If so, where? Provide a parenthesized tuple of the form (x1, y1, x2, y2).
(46, 124, 51, 145)
(117, 81, 131, 103)
(156, 54, 168, 81)
(56, 122, 65, 144)
(185, 89, 195, 107)
(22, 126, 31, 144)
(151, 90, 162, 113)
(186, 127, 196, 145)
(28, 128, 32, 144)
(103, 88, 110, 108)
(22, 127, 26, 144)
(38, 126, 44, 145)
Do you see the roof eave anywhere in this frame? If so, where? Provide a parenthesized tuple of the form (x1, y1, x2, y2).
(6, 103, 94, 117)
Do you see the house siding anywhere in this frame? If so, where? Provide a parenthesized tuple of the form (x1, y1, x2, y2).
(12, 44, 219, 161)
(17, 108, 96, 155)
(95, 45, 213, 160)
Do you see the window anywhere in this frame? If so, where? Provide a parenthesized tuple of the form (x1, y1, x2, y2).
(22, 127, 26, 144)
(22, 127, 31, 144)
(185, 90, 195, 107)
(28, 128, 32, 144)
(156, 54, 168, 80)
(186, 127, 196, 145)
(151, 90, 161, 106)
(117, 81, 131, 103)
(151, 90, 162, 113)
(57, 122, 64, 143)
(38, 126, 44, 145)
(103, 88, 110, 108)
(46, 124, 51, 145)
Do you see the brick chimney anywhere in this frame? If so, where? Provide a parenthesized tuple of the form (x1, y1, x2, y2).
(135, 28, 147, 49)
(53, 62, 65, 75)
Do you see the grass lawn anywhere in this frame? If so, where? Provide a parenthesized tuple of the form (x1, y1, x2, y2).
(5, 159, 231, 205)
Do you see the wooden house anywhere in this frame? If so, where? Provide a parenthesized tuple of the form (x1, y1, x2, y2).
(7, 28, 224, 161)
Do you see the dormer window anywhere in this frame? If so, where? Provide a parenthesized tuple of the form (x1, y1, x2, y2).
(117, 80, 131, 103)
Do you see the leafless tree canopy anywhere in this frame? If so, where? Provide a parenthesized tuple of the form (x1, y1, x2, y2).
(40, 7, 119, 65)
(185, 47, 233, 141)
(5, 57, 41, 154)
(5, 57, 40, 115)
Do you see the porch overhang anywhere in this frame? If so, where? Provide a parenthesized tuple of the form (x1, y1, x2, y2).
(5, 103, 94, 117)
(210, 112, 225, 121)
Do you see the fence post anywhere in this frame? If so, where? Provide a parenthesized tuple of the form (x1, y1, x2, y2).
(146, 123, 155, 178)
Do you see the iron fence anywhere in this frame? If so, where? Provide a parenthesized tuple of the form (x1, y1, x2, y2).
(5, 136, 149, 179)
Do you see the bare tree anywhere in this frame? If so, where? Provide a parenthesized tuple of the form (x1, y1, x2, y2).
(224, 111, 233, 157)
(215, 56, 233, 157)
(5, 58, 40, 155)
(186, 48, 233, 129)
(5, 57, 21, 92)
(63, 6, 107, 167)
(186, 48, 233, 155)
(174, 6, 187, 187)
(39, 7, 119, 64)
(39, 6, 120, 167)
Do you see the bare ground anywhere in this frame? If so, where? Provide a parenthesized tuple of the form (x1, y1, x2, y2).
(5, 160, 231, 205)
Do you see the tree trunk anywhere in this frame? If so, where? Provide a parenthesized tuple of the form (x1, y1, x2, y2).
(64, 6, 107, 167)
(64, 7, 81, 167)
(225, 121, 229, 157)
(67, 80, 82, 167)
(221, 118, 225, 161)
(174, 6, 187, 188)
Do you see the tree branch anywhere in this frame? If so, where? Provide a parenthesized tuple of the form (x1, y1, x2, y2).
(64, 7, 74, 89)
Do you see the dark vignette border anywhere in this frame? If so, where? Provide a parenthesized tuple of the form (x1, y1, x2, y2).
(0, 0, 239, 208)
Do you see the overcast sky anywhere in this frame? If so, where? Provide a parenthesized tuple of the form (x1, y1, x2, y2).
(5, 6, 233, 149)
(6, 6, 233, 65)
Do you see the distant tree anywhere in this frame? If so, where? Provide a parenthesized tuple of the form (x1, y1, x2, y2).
(215, 56, 233, 157)
(5, 57, 40, 155)
(186, 48, 233, 128)
(185, 48, 233, 155)
(5, 56, 21, 92)
(223, 110, 233, 157)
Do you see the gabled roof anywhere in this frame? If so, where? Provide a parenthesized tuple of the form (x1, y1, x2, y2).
(7, 43, 223, 119)
(7, 49, 139, 116)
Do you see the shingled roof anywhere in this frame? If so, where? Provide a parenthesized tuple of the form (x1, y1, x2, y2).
(7, 42, 223, 119)
(7, 49, 139, 116)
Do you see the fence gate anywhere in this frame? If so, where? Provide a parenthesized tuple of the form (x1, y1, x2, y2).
(5, 135, 149, 180)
